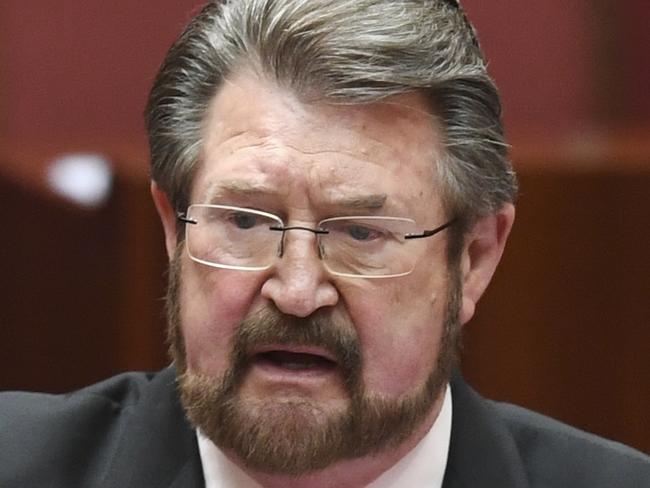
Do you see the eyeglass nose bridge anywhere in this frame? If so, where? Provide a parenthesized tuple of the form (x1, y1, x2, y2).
(269, 225, 329, 260)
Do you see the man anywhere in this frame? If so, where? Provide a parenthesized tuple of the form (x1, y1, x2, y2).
(1, 1, 649, 487)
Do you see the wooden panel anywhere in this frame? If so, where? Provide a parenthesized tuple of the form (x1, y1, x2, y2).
(0, 146, 168, 393)
(0, 176, 124, 392)
(463, 167, 650, 454)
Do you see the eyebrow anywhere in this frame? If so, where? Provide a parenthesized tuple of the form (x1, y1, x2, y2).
(204, 180, 388, 211)
(204, 180, 279, 201)
(332, 193, 387, 210)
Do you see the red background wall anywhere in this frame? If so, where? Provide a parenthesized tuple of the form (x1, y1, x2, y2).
(3, 1, 648, 142)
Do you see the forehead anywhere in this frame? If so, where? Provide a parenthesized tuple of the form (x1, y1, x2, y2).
(194, 71, 445, 218)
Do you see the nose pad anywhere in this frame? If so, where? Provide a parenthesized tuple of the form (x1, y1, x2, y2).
(276, 233, 284, 258)
(275, 226, 327, 261)
(261, 228, 338, 317)
(318, 239, 326, 260)
(277, 228, 323, 271)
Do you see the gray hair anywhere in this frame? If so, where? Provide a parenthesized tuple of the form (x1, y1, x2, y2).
(146, 0, 517, 232)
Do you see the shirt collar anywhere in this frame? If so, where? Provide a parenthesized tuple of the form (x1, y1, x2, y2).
(198, 384, 452, 488)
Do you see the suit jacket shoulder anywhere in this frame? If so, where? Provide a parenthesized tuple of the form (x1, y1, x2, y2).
(493, 400, 650, 487)
(444, 375, 650, 488)
(0, 368, 203, 488)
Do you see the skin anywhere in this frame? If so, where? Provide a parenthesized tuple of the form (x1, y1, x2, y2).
(152, 70, 515, 488)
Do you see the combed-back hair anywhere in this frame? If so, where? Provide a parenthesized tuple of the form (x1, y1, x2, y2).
(146, 0, 517, 237)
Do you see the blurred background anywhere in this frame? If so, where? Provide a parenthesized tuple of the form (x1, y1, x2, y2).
(1, 1, 649, 453)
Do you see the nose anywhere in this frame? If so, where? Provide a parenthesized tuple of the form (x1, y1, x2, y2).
(260, 228, 339, 317)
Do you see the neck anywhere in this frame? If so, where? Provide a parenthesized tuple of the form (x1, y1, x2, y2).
(229, 388, 447, 488)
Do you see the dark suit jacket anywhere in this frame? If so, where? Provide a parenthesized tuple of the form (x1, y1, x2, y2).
(2, 367, 649, 487)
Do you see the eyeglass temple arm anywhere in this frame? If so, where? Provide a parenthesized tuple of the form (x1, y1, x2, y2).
(404, 218, 457, 240)
(177, 213, 197, 225)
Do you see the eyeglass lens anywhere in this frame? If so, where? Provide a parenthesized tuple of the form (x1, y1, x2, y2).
(185, 205, 426, 277)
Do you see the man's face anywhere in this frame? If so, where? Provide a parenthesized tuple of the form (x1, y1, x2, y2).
(167, 71, 460, 474)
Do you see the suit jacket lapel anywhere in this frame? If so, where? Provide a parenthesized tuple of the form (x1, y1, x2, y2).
(442, 373, 530, 488)
(102, 367, 204, 488)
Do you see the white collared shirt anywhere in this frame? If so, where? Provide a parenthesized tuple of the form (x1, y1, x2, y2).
(197, 384, 452, 488)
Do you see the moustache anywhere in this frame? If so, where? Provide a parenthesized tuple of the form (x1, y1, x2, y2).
(228, 306, 362, 390)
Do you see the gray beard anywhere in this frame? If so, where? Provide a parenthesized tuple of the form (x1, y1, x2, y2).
(166, 250, 461, 475)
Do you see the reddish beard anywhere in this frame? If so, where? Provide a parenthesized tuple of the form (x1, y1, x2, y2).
(165, 248, 461, 474)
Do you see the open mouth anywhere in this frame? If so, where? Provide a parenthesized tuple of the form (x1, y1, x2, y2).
(252, 349, 338, 373)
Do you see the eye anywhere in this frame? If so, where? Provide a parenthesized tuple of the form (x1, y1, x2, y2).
(229, 211, 257, 229)
(346, 224, 380, 241)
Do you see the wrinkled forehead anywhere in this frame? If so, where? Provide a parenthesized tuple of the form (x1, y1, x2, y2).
(193, 71, 445, 217)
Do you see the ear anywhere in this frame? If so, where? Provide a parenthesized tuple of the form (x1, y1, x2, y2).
(458, 203, 515, 326)
(150, 180, 178, 261)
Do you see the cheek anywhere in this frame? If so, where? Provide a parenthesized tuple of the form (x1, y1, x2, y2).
(345, 267, 448, 397)
(180, 263, 263, 375)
